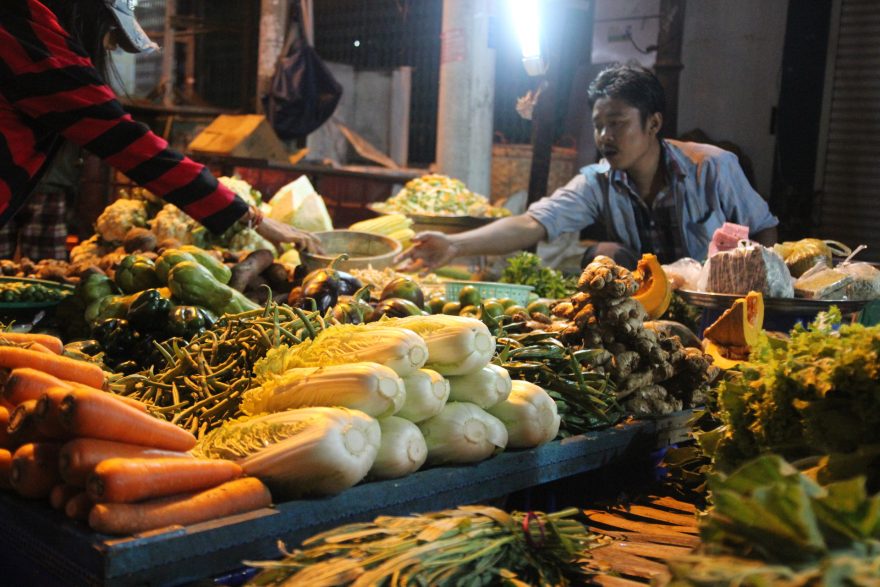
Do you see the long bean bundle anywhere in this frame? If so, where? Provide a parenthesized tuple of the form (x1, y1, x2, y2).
(110, 302, 323, 438)
(496, 332, 622, 437)
(246, 506, 598, 586)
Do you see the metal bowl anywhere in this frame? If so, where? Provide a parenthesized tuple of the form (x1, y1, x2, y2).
(301, 230, 403, 272)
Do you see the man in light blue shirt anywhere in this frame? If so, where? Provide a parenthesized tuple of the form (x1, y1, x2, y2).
(398, 64, 778, 270)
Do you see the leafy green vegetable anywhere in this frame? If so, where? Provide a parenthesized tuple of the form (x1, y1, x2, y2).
(666, 454, 880, 586)
(246, 506, 596, 586)
(711, 309, 880, 486)
(500, 252, 576, 299)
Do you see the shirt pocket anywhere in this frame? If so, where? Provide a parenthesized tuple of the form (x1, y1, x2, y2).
(686, 208, 725, 252)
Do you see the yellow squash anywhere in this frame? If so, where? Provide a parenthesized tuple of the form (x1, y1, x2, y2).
(632, 254, 672, 320)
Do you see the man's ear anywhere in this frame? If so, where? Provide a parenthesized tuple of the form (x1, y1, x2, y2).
(648, 112, 663, 135)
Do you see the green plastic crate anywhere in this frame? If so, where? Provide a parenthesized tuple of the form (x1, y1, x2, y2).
(445, 281, 533, 306)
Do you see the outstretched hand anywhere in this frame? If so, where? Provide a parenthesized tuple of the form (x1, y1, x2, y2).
(395, 231, 458, 272)
(256, 217, 323, 253)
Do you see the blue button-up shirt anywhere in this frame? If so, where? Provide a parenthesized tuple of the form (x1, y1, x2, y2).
(527, 139, 779, 262)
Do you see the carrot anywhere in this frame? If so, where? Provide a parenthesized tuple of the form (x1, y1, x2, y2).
(88, 457, 242, 504)
(58, 389, 196, 452)
(0, 347, 105, 389)
(4, 367, 74, 404)
(7, 399, 49, 446)
(0, 448, 11, 490)
(0, 407, 11, 449)
(50, 483, 82, 510)
(0, 332, 64, 355)
(59, 438, 191, 486)
(36, 387, 76, 438)
(70, 382, 148, 413)
(10, 442, 62, 499)
(23, 342, 56, 355)
(88, 477, 272, 535)
(65, 491, 93, 521)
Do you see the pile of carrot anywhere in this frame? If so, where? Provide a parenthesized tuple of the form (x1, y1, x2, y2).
(0, 334, 273, 535)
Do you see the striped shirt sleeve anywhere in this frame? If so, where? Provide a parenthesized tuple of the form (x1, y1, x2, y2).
(0, 0, 249, 233)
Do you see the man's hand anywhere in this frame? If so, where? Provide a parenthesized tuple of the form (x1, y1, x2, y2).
(395, 232, 458, 272)
(256, 217, 323, 253)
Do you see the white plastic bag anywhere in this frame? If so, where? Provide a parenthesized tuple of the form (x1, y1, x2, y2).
(663, 257, 702, 290)
(838, 262, 880, 300)
(267, 176, 333, 233)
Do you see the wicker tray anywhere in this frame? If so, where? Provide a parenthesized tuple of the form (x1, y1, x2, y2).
(367, 203, 498, 233)
(678, 289, 870, 315)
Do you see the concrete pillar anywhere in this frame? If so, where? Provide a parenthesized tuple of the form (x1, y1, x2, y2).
(436, 0, 496, 196)
(256, 0, 290, 113)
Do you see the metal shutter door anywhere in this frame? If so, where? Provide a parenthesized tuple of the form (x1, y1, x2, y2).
(816, 0, 880, 262)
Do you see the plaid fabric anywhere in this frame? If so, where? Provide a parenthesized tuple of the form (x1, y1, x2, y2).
(0, 190, 68, 260)
(629, 187, 683, 264)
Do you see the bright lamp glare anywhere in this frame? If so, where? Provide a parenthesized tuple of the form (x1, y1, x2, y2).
(508, 0, 542, 59)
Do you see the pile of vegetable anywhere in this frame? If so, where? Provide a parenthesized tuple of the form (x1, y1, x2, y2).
(0, 280, 71, 304)
(667, 455, 880, 585)
(708, 307, 880, 488)
(543, 255, 715, 416)
(372, 174, 510, 218)
(0, 333, 272, 536)
(110, 302, 322, 437)
(187, 313, 559, 500)
(246, 506, 597, 586)
(68, 177, 276, 275)
(500, 251, 576, 299)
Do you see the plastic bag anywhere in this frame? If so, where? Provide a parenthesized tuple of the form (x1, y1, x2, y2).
(773, 239, 850, 278)
(793, 263, 852, 300)
(698, 243, 794, 298)
(267, 176, 333, 233)
(838, 262, 880, 300)
(663, 257, 702, 290)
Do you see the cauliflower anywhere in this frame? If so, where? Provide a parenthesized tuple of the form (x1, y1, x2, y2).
(95, 199, 148, 243)
(218, 176, 262, 207)
(226, 227, 277, 254)
(149, 204, 208, 247)
(69, 234, 115, 266)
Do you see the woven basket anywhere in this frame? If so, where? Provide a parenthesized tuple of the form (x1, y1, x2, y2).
(491, 144, 578, 202)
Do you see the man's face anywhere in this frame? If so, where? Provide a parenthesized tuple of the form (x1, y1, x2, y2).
(592, 97, 661, 171)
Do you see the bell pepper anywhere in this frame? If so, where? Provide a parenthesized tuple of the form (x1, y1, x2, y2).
(178, 246, 232, 284)
(92, 318, 140, 358)
(126, 288, 173, 332)
(115, 254, 161, 294)
(167, 261, 235, 316)
(166, 305, 214, 339)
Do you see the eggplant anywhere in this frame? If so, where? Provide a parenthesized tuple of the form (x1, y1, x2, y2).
(294, 254, 363, 313)
(369, 298, 424, 321)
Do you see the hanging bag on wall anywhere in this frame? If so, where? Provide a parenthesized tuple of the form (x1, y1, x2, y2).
(262, 1, 342, 139)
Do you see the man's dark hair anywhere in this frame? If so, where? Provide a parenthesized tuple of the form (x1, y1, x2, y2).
(587, 63, 666, 126)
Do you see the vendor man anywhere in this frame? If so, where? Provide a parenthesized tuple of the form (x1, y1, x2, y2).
(397, 64, 778, 271)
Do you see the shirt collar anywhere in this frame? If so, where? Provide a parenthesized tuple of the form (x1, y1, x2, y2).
(582, 139, 687, 193)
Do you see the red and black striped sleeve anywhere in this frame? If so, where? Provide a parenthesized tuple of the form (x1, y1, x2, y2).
(0, 0, 249, 233)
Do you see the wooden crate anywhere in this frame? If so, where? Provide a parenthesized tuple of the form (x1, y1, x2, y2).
(0, 411, 694, 587)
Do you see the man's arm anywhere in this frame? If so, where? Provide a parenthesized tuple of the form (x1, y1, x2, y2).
(751, 225, 777, 247)
(449, 214, 547, 256)
(396, 214, 547, 271)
